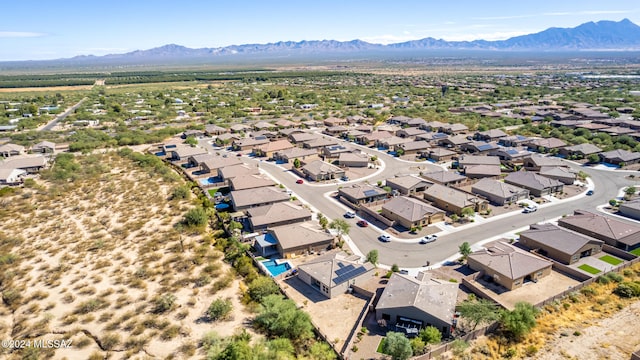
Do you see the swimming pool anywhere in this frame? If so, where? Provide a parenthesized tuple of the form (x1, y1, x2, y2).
(261, 259, 292, 277)
(199, 177, 217, 185)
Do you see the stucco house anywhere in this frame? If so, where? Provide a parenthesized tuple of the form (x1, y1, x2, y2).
(381, 196, 445, 229)
(297, 251, 375, 299)
(519, 223, 604, 265)
(558, 210, 640, 251)
(423, 183, 488, 215)
(471, 178, 529, 205)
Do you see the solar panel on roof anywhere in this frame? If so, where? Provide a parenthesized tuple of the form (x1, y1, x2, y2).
(507, 149, 519, 155)
(477, 144, 494, 151)
(334, 266, 368, 285)
(363, 190, 379, 197)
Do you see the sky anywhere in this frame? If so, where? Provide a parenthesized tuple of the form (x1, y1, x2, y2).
(1, 0, 640, 61)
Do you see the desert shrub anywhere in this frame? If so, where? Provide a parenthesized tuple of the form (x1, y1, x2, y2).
(101, 333, 121, 350)
(207, 298, 233, 321)
(74, 298, 108, 314)
(153, 293, 177, 313)
(613, 282, 640, 298)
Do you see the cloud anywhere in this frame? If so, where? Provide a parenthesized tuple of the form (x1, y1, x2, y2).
(545, 10, 633, 16)
(0, 31, 46, 38)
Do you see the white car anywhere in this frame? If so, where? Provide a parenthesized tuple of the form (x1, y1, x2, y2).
(378, 235, 391, 242)
(420, 235, 438, 244)
(523, 206, 538, 213)
(344, 211, 356, 218)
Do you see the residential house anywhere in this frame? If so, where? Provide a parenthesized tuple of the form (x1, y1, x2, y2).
(253, 139, 294, 158)
(338, 152, 369, 168)
(273, 147, 319, 164)
(338, 184, 388, 206)
(376, 272, 458, 336)
(229, 174, 276, 191)
(215, 133, 240, 145)
(457, 155, 501, 169)
(275, 119, 297, 128)
(522, 155, 566, 171)
(468, 242, 552, 290)
(219, 164, 261, 181)
(525, 137, 567, 152)
(439, 134, 471, 149)
(0, 144, 25, 157)
(463, 165, 501, 179)
(388, 115, 413, 125)
(31, 141, 56, 154)
(204, 124, 228, 136)
(381, 196, 445, 229)
(396, 141, 431, 155)
(471, 178, 529, 205)
(297, 251, 376, 299)
(423, 183, 488, 215)
(558, 210, 640, 251)
(164, 145, 207, 161)
(559, 143, 602, 158)
(323, 117, 348, 127)
(198, 156, 243, 176)
(424, 148, 457, 162)
(270, 222, 335, 258)
(475, 129, 508, 141)
(324, 125, 349, 136)
(252, 121, 276, 131)
(416, 132, 449, 145)
(504, 171, 563, 197)
(519, 223, 604, 265)
(385, 175, 432, 195)
(0, 155, 48, 174)
(278, 128, 304, 138)
(301, 160, 345, 181)
(247, 202, 312, 231)
(378, 136, 411, 150)
(460, 141, 500, 154)
(229, 187, 290, 211)
(489, 147, 531, 164)
(0, 168, 26, 185)
(230, 124, 250, 133)
(441, 123, 469, 134)
(599, 149, 640, 166)
(289, 132, 320, 144)
(539, 166, 577, 185)
(232, 136, 269, 151)
(420, 121, 447, 132)
(498, 135, 530, 147)
(420, 170, 467, 186)
(357, 131, 392, 146)
(302, 137, 339, 150)
(396, 128, 427, 139)
(619, 199, 640, 221)
(322, 145, 356, 159)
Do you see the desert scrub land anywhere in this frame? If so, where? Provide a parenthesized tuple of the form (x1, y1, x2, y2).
(460, 264, 640, 360)
(0, 150, 256, 359)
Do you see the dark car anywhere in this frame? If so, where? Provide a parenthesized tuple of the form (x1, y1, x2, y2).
(586, 190, 594, 196)
(357, 220, 368, 227)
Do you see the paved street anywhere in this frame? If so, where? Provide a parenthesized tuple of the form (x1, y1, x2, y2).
(200, 135, 640, 268)
(38, 97, 87, 131)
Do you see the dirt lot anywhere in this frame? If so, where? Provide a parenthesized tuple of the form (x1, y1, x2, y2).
(0, 153, 256, 359)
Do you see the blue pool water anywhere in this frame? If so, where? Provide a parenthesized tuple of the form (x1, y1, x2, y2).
(262, 259, 292, 277)
(155, 151, 166, 156)
(199, 177, 216, 185)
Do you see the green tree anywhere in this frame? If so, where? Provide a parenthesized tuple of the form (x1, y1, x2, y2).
(459, 242, 472, 260)
(383, 332, 413, 360)
(307, 341, 336, 360)
(500, 302, 539, 340)
(395, 148, 405, 157)
(217, 339, 253, 360)
(461, 207, 475, 219)
(366, 250, 379, 266)
(183, 207, 209, 227)
(625, 186, 637, 199)
(171, 185, 191, 200)
(185, 136, 198, 146)
(265, 338, 295, 359)
(207, 298, 233, 321)
(317, 213, 329, 229)
(329, 219, 351, 238)
(247, 276, 280, 303)
(410, 337, 426, 356)
(419, 326, 442, 344)
(458, 298, 501, 330)
(391, 264, 400, 273)
(254, 295, 313, 341)
(293, 158, 302, 168)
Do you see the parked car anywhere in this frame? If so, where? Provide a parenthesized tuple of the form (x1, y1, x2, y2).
(420, 235, 438, 244)
(586, 190, 594, 196)
(523, 205, 537, 213)
(378, 234, 391, 242)
(296, 179, 304, 184)
(344, 211, 356, 218)
(357, 220, 368, 227)
(341, 175, 349, 181)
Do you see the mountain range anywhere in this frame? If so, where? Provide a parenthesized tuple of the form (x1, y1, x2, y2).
(85, 19, 640, 60)
(8, 19, 640, 67)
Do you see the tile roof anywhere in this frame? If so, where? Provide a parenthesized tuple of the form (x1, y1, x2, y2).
(520, 223, 603, 256)
(298, 251, 374, 288)
(423, 183, 484, 208)
(382, 196, 443, 222)
(247, 202, 312, 228)
(270, 222, 334, 251)
(558, 210, 640, 246)
(230, 187, 290, 209)
(504, 171, 563, 191)
(472, 178, 528, 198)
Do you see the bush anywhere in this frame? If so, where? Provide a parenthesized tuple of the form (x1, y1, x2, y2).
(207, 298, 233, 321)
(613, 282, 640, 298)
(419, 326, 442, 344)
(182, 207, 209, 227)
(171, 185, 191, 200)
(153, 293, 177, 313)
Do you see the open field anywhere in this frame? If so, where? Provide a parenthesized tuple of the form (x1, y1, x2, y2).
(0, 85, 94, 93)
(0, 152, 255, 359)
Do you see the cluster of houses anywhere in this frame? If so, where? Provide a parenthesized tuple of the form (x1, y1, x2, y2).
(0, 141, 60, 185)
